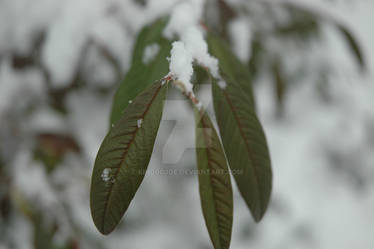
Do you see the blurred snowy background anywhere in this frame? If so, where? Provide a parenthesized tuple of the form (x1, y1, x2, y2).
(0, 0, 374, 249)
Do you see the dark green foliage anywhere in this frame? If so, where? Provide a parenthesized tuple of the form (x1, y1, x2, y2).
(271, 58, 287, 117)
(281, 2, 365, 70)
(212, 78, 272, 222)
(207, 34, 272, 221)
(89, 1, 364, 245)
(91, 81, 168, 234)
(110, 18, 171, 125)
(274, 7, 320, 41)
(195, 107, 233, 249)
(336, 24, 365, 70)
(91, 21, 273, 244)
(207, 33, 256, 108)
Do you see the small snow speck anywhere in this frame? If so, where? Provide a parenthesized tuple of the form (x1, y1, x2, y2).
(101, 168, 112, 182)
(137, 119, 143, 128)
(218, 80, 227, 89)
(196, 101, 203, 110)
(143, 43, 160, 64)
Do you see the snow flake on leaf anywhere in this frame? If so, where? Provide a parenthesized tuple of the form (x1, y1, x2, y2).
(101, 168, 112, 182)
(137, 119, 143, 128)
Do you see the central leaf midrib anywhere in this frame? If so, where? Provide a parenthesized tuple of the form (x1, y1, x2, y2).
(221, 88, 262, 211)
(101, 83, 163, 232)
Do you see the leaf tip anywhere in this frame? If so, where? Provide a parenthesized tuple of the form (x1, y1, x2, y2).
(91, 207, 117, 235)
(253, 210, 265, 223)
(250, 192, 272, 223)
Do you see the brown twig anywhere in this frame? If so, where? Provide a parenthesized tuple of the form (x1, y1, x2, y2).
(162, 74, 202, 108)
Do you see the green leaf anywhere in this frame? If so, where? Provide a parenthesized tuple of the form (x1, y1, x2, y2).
(194, 107, 233, 249)
(211, 74, 272, 222)
(281, 2, 365, 70)
(90, 81, 168, 235)
(272, 58, 287, 117)
(206, 32, 272, 221)
(207, 33, 255, 108)
(110, 18, 171, 125)
(336, 24, 365, 71)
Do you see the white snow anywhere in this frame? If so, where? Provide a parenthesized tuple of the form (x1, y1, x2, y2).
(82, 45, 117, 87)
(217, 80, 227, 89)
(0, 0, 62, 56)
(0, 61, 45, 117)
(163, 1, 203, 39)
(65, 89, 111, 166)
(42, 0, 105, 88)
(169, 41, 194, 93)
(27, 107, 68, 133)
(137, 119, 143, 128)
(165, 0, 219, 94)
(181, 26, 219, 78)
(101, 168, 112, 182)
(195, 101, 203, 110)
(143, 43, 160, 64)
(90, 15, 131, 72)
(228, 17, 252, 62)
(12, 149, 59, 208)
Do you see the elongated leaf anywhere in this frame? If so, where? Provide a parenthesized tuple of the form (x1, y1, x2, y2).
(336, 24, 365, 71)
(272, 58, 287, 117)
(110, 18, 171, 125)
(207, 32, 272, 221)
(207, 33, 255, 108)
(281, 2, 365, 70)
(194, 108, 233, 249)
(211, 74, 272, 222)
(91, 81, 168, 235)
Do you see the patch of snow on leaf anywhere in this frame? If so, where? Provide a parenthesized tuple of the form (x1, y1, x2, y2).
(195, 101, 203, 110)
(143, 43, 160, 64)
(218, 80, 227, 89)
(101, 168, 112, 182)
(137, 119, 143, 128)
